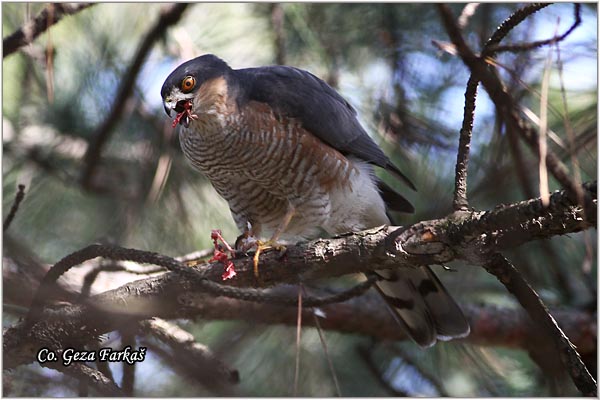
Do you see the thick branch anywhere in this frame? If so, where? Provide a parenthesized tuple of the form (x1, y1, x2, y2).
(22, 181, 595, 328)
(4, 274, 596, 371)
(3, 3, 93, 58)
(4, 182, 595, 371)
(447, 180, 596, 255)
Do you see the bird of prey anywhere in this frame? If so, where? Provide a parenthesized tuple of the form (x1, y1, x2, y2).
(161, 54, 469, 347)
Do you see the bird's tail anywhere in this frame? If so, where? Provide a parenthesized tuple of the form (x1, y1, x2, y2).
(371, 266, 470, 347)
(377, 178, 414, 214)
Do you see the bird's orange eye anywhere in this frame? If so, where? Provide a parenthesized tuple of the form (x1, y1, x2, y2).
(181, 76, 196, 92)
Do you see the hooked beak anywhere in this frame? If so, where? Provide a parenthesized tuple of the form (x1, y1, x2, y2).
(162, 93, 196, 128)
(163, 98, 175, 117)
(163, 95, 192, 117)
(164, 104, 172, 117)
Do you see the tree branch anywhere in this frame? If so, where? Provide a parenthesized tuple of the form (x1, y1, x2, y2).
(5, 277, 596, 372)
(176, 289, 598, 355)
(3, 184, 26, 232)
(46, 363, 123, 397)
(2, 3, 94, 58)
(448, 3, 552, 211)
(487, 4, 581, 54)
(437, 3, 591, 216)
(3, 181, 595, 372)
(482, 3, 551, 50)
(22, 180, 595, 331)
(80, 3, 189, 188)
(140, 318, 239, 388)
(453, 75, 478, 210)
(484, 254, 596, 396)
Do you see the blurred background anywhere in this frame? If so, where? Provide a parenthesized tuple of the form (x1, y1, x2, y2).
(2, 3, 597, 396)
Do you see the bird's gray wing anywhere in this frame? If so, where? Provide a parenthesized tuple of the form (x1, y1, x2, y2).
(236, 65, 416, 192)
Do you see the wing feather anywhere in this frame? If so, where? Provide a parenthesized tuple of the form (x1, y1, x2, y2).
(235, 66, 415, 191)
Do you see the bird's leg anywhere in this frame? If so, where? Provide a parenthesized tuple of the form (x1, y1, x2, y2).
(253, 205, 295, 277)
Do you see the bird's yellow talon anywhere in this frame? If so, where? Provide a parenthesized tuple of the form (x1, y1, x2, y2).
(252, 240, 286, 277)
(253, 244, 262, 277)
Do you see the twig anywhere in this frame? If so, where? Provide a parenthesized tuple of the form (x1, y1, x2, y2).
(437, 3, 589, 214)
(3, 184, 26, 232)
(453, 75, 479, 211)
(441, 4, 505, 210)
(79, 264, 124, 299)
(510, 108, 591, 211)
(146, 153, 173, 205)
(176, 248, 215, 263)
(24, 244, 206, 326)
(79, 262, 166, 300)
(2, 3, 93, 58)
(446, 3, 551, 211)
(312, 311, 342, 396)
(555, 27, 585, 210)
(80, 3, 189, 188)
(26, 242, 383, 327)
(483, 253, 596, 396)
(482, 3, 551, 53)
(487, 4, 582, 54)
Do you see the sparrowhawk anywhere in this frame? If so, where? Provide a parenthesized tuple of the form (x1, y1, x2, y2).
(161, 54, 469, 347)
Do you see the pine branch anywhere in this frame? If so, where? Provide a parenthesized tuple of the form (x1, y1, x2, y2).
(437, 3, 590, 216)
(3, 184, 26, 232)
(3, 3, 94, 58)
(3, 181, 595, 371)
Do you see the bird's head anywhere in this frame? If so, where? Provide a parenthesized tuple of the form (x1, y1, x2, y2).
(161, 54, 232, 128)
